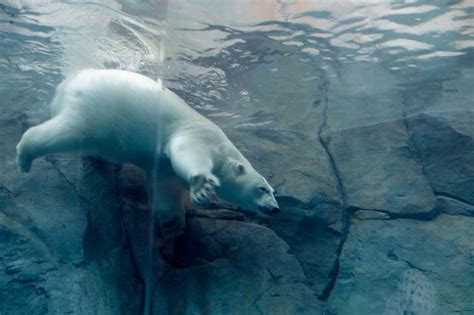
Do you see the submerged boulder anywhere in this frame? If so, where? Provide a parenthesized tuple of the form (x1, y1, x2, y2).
(152, 218, 321, 315)
(327, 214, 474, 314)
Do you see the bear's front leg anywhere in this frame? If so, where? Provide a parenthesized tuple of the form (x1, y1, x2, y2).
(167, 135, 220, 207)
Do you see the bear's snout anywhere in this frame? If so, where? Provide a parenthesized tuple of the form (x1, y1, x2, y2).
(259, 205, 280, 214)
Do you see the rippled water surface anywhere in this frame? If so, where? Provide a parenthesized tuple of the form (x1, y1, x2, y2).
(2, 0, 472, 124)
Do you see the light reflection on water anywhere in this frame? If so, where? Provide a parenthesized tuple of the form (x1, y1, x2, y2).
(1, 0, 472, 120)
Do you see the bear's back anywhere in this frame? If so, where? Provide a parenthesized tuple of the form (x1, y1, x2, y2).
(51, 69, 207, 126)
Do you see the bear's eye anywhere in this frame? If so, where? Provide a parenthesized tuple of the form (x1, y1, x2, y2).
(259, 187, 268, 194)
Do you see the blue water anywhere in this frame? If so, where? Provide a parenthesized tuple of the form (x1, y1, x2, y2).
(1, 0, 473, 314)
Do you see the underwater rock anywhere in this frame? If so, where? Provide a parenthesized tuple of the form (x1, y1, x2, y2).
(323, 63, 438, 217)
(0, 118, 141, 314)
(406, 111, 474, 206)
(323, 119, 437, 217)
(152, 218, 322, 315)
(436, 196, 474, 217)
(186, 208, 245, 221)
(384, 269, 437, 315)
(118, 164, 323, 314)
(354, 210, 390, 220)
(0, 210, 140, 315)
(228, 123, 347, 298)
(327, 214, 474, 314)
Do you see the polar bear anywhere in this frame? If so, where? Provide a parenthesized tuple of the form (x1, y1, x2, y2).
(16, 69, 279, 238)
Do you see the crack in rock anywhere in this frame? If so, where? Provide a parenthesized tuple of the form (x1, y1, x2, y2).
(314, 78, 351, 301)
(317, 79, 347, 206)
(0, 184, 19, 199)
(0, 211, 56, 261)
(251, 285, 273, 315)
(44, 157, 91, 207)
(434, 191, 474, 208)
(354, 207, 440, 221)
(318, 221, 350, 301)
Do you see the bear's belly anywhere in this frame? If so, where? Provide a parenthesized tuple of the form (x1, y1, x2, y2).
(79, 128, 165, 169)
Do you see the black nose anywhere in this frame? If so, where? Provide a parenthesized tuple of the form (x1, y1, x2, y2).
(259, 206, 280, 214)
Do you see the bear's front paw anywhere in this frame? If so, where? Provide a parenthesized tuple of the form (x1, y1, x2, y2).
(190, 173, 220, 207)
(161, 217, 186, 239)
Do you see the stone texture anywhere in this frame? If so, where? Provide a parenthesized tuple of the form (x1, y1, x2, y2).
(407, 112, 474, 205)
(187, 208, 245, 221)
(437, 196, 474, 217)
(324, 119, 437, 216)
(117, 164, 323, 314)
(354, 210, 390, 220)
(0, 118, 142, 315)
(323, 62, 438, 217)
(152, 218, 321, 315)
(327, 214, 474, 315)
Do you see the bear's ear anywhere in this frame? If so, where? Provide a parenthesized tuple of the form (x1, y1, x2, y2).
(234, 163, 246, 176)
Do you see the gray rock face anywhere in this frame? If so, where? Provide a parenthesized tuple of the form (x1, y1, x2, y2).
(117, 164, 323, 314)
(327, 214, 474, 315)
(153, 218, 320, 315)
(324, 119, 437, 216)
(324, 62, 438, 217)
(319, 64, 473, 314)
(407, 112, 474, 205)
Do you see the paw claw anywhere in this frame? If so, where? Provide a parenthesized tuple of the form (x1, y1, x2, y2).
(190, 173, 219, 207)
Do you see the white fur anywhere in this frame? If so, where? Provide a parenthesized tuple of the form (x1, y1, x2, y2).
(16, 69, 279, 238)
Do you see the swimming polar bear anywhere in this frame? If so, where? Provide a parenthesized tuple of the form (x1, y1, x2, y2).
(16, 69, 279, 238)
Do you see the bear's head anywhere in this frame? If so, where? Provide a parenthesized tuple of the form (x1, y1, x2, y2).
(217, 161, 279, 214)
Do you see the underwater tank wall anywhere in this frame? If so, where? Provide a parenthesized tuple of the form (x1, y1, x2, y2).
(1, 0, 473, 314)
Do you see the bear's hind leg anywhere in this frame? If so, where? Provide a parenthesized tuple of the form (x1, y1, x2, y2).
(160, 215, 186, 239)
(147, 173, 187, 239)
(16, 115, 83, 173)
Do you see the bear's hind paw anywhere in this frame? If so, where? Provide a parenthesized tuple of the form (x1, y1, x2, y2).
(16, 152, 32, 173)
(161, 217, 185, 239)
